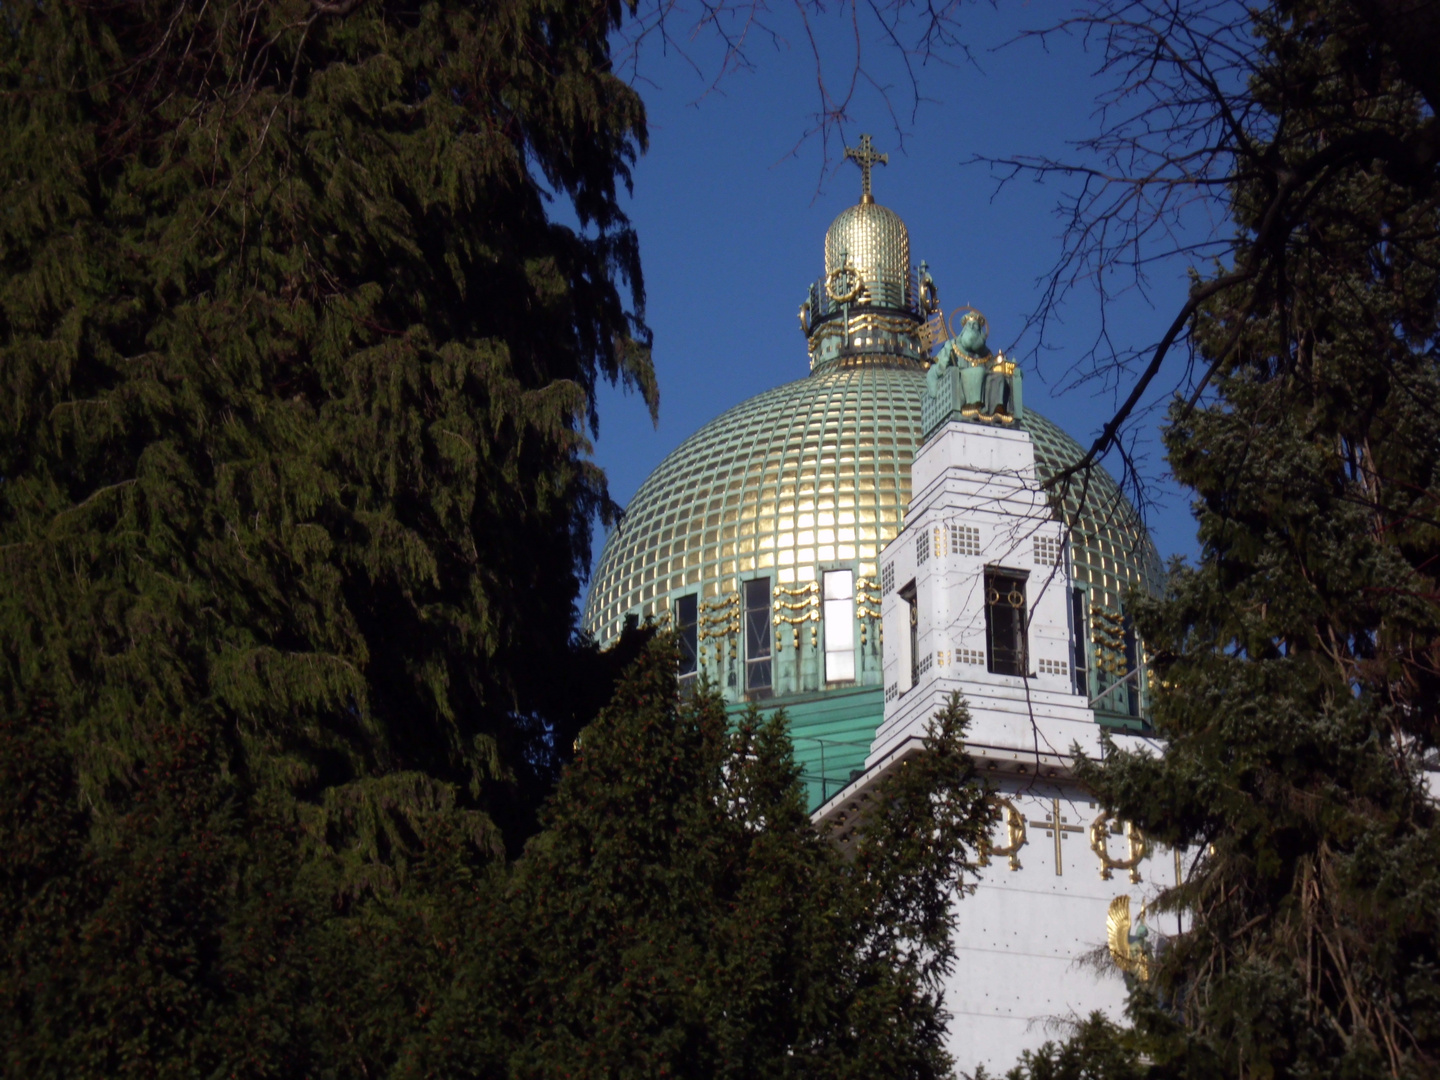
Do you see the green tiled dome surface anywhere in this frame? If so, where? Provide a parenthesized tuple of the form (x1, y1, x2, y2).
(583, 365, 1160, 645)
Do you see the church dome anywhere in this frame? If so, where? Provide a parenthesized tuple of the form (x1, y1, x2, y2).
(584, 135, 1160, 801)
(582, 364, 1161, 649)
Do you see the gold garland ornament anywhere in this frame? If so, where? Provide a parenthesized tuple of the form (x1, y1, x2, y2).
(978, 795, 1028, 871)
(1089, 811, 1147, 883)
(772, 582, 819, 650)
(697, 592, 740, 665)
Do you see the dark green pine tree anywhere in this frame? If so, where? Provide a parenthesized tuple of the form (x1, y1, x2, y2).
(1028, 2, 1440, 1078)
(986, 1016, 1146, 1080)
(0, 0, 655, 1074)
(407, 640, 992, 1080)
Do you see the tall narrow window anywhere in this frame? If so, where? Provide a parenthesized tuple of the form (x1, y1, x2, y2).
(1071, 587, 1089, 696)
(985, 568, 1028, 677)
(823, 569, 855, 683)
(676, 593, 698, 689)
(1122, 613, 1140, 717)
(899, 581, 919, 688)
(743, 578, 772, 699)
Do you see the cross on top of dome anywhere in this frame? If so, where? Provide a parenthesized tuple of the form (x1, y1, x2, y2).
(844, 134, 888, 204)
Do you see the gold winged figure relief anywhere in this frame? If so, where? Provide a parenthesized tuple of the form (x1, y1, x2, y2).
(1106, 895, 1152, 982)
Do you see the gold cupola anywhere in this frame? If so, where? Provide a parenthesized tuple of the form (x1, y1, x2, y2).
(824, 201, 912, 310)
(824, 133, 912, 310)
(801, 135, 927, 372)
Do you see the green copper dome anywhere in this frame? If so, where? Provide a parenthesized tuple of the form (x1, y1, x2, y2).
(583, 364, 1161, 668)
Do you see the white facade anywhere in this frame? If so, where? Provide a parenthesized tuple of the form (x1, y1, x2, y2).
(874, 421, 1087, 767)
(815, 415, 1181, 1076)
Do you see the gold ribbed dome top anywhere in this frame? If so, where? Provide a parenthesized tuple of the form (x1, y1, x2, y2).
(824, 200, 912, 310)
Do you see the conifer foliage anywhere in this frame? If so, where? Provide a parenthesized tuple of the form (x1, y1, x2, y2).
(409, 642, 990, 1080)
(1, 0, 655, 1072)
(1057, 2, 1440, 1077)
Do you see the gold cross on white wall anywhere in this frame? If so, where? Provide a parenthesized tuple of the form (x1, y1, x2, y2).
(1028, 798, 1084, 875)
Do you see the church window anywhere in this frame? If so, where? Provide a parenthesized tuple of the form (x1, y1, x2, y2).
(916, 530, 929, 566)
(1123, 612, 1140, 717)
(676, 594, 698, 689)
(743, 578, 772, 699)
(899, 581, 919, 688)
(1071, 587, 1090, 696)
(985, 568, 1029, 677)
(823, 569, 855, 683)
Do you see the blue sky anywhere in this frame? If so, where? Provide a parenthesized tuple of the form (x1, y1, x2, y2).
(583, 3, 1216, 600)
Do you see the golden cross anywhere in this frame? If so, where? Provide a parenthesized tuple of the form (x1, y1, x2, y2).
(1028, 798, 1084, 876)
(844, 134, 888, 203)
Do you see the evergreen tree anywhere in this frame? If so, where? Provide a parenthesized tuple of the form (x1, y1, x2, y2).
(988, 1015, 1147, 1080)
(408, 641, 992, 1080)
(1, 0, 655, 1072)
(1057, 1, 1440, 1076)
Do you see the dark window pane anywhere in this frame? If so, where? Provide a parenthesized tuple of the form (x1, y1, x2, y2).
(676, 593, 698, 679)
(1071, 587, 1089, 696)
(985, 569, 1028, 677)
(744, 578, 772, 694)
(747, 658, 772, 695)
(899, 581, 918, 687)
(746, 607, 768, 657)
(1123, 612, 1139, 717)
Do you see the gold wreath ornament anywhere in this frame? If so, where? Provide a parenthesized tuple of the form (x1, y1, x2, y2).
(978, 796, 1027, 871)
(1090, 812, 1148, 883)
(826, 265, 863, 304)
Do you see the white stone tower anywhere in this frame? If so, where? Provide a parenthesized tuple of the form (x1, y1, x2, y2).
(815, 353, 1182, 1076)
